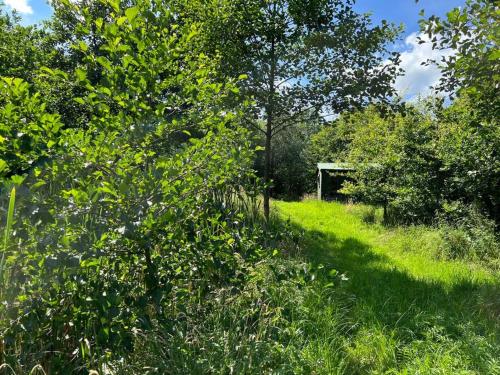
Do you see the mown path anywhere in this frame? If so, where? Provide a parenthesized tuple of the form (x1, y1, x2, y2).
(275, 200, 499, 374)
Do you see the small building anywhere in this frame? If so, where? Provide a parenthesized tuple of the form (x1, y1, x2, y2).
(317, 163, 354, 200)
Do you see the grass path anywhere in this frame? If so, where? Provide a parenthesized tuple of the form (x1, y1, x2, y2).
(274, 200, 499, 374)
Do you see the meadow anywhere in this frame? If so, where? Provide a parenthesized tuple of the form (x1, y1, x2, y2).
(115, 200, 499, 374)
(271, 200, 499, 374)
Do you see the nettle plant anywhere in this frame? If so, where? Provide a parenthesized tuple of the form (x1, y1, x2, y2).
(1, 0, 264, 372)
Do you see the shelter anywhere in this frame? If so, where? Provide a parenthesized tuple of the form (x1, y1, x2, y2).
(317, 163, 354, 200)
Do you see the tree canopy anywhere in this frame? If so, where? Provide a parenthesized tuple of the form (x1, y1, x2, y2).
(179, 0, 403, 218)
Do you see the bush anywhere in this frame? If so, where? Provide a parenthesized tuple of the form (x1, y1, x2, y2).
(438, 203, 499, 267)
(0, 2, 267, 372)
(335, 97, 500, 225)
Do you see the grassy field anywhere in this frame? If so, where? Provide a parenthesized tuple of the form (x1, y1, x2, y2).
(274, 199, 499, 374)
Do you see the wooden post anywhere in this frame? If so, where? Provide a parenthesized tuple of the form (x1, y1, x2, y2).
(317, 169, 322, 200)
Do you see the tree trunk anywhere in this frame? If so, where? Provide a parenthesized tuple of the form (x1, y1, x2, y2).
(263, 31, 276, 222)
(263, 116, 272, 221)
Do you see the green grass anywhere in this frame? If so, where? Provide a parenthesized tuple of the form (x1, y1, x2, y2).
(274, 199, 499, 374)
(117, 199, 498, 374)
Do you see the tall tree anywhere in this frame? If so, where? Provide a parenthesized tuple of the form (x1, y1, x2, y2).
(419, 0, 499, 120)
(182, 0, 402, 219)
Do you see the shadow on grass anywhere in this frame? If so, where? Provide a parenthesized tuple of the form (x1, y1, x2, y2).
(286, 222, 499, 345)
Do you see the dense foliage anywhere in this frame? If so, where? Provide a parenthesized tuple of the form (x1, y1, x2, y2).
(420, 0, 499, 120)
(0, 0, 270, 372)
(308, 0, 499, 230)
(253, 116, 321, 200)
(0, 10, 49, 82)
(309, 98, 499, 226)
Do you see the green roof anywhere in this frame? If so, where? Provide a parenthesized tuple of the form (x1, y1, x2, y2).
(317, 163, 354, 171)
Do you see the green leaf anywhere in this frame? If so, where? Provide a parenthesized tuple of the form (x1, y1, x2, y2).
(108, 0, 120, 13)
(125, 6, 139, 23)
(0, 187, 16, 284)
(78, 41, 88, 52)
(97, 56, 112, 71)
(0, 159, 8, 175)
(488, 50, 500, 61)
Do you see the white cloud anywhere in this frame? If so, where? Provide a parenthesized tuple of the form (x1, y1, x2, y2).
(395, 32, 454, 101)
(5, 0, 33, 14)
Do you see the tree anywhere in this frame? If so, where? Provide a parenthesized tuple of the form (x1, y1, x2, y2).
(0, 8, 49, 81)
(1, 0, 263, 371)
(307, 112, 363, 165)
(419, 0, 499, 120)
(418, 0, 499, 221)
(181, 0, 403, 219)
(338, 98, 499, 224)
(254, 112, 321, 199)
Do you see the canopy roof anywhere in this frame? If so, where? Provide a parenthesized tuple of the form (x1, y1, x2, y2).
(317, 163, 354, 171)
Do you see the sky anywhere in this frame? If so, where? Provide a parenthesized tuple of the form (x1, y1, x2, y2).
(353, 0, 465, 100)
(3, 0, 466, 101)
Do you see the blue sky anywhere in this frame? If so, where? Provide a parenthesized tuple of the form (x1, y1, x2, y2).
(353, 0, 466, 100)
(353, 0, 465, 37)
(3, 0, 465, 100)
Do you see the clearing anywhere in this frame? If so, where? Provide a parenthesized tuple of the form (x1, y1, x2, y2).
(275, 199, 499, 374)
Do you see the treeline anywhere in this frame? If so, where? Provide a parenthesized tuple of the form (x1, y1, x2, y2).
(266, 0, 499, 228)
(306, 97, 499, 223)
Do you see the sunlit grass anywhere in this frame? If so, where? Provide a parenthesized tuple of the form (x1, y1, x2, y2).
(274, 199, 499, 374)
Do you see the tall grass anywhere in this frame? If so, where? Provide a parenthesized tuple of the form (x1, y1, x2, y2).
(114, 258, 351, 374)
(274, 199, 499, 374)
(117, 200, 499, 373)
(0, 187, 15, 290)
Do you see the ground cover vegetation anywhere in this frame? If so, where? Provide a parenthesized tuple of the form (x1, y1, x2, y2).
(274, 200, 499, 374)
(280, 0, 500, 263)
(0, 0, 498, 373)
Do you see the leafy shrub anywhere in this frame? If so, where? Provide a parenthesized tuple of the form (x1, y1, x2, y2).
(438, 204, 499, 267)
(0, 1, 267, 372)
(334, 97, 500, 225)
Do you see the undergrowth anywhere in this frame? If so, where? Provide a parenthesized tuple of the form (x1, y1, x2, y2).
(113, 200, 499, 374)
(115, 258, 351, 374)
